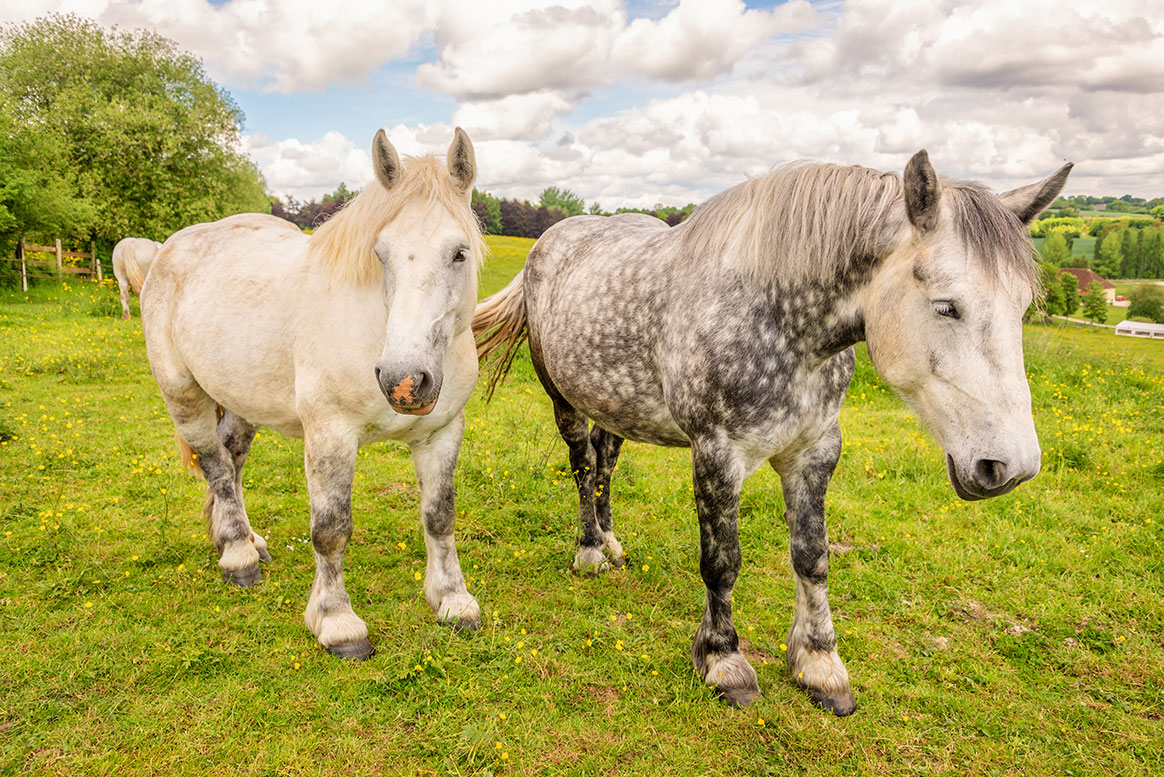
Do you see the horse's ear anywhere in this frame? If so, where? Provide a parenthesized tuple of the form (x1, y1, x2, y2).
(904, 149, 941, 233)
(998, 162, 1074, 224)
(373, 129, 402, 190)
(447, 127, 476, 193)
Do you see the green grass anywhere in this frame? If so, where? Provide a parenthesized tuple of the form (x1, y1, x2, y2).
(2, 250, 1162, 775)
(1032, 235, 1096, 259)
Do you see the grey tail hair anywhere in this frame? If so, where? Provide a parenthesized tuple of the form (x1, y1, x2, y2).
(472, 271, 528, 402)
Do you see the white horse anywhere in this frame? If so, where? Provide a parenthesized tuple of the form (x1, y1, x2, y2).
(141, 129, 483, 659)
(112, 237, 163, 319)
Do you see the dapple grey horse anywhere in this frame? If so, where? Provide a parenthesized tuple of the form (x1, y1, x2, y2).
(474, 151, 1071, 713)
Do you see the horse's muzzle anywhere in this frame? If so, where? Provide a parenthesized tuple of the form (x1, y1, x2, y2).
(946, 454, 1036, 501)
(375, 366, 441, 415)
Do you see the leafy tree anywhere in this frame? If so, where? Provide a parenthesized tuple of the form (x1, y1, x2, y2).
(1127, 296, 1164, 323)
(1060, 272, 1080, 315)
(0, 104, 95, 257)
(1119, 229, 1139, 278)
(1041, 232, 1071, 266)
(0, 13, 268, 245)
(1144, 230, 1164, 278)
(1081, 281, 1109, 324)
(472, 189, 502, 234)
(539, 187, 585, 218)
(1094, 230, 1124, 278)
(1152, 204, 1164, 220)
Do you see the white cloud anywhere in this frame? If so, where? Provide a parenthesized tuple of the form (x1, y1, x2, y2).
(416, 0, 625, 100)
(611, 0, 819, 82)
(452, 92, 575, 141)
(6, 1, 1164, 202)
(3, 0, 433, 93)
(245, 131, 374, 200)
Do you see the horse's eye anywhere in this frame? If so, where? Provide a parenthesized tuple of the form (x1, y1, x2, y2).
(453, 248, 468, 263)
(934, 300, 959, 320)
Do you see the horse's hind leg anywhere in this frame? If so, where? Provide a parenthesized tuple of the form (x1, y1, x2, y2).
(548, 395, 609, 575)
(215, 410, 270, 563)
(772, 421, 856, 716)
(165, 393, 264, 586)
(113, 266, 131, 319)
(591, 426, 626, 568)
(528, 335, 606, 575)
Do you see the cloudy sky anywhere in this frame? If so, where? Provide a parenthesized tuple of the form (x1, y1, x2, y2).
(6, 0, 1164, 207)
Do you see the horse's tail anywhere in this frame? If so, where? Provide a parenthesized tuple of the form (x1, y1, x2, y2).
(176, 430, 203, 477)
(472, 271, 528, 401)
(123, 244, 147, 294)
(174, 404, 226, 479)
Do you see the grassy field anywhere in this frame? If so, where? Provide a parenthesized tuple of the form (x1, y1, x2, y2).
(2, 238, 1162, 776)
(1032, 235, 1096, 259)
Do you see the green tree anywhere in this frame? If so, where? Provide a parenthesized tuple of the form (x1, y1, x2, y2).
(1081, 281, 1109, 324)
(1119, 229, 1139, 278)
(0, 104, 95, 257)
(539, 186, 585, 217)
(1094, 230, 1124, 278)
(0, 13, 268, 245)
(1145, 230, 1164, 278)
(1041, 231, 1071, 266)
(471, 189, 502, 234)
(1060, 272, 1080, 315)
(1152, 204, 1164, 220)
(1127, 296, 1164, 323)
(1027, 261, 1063, 321)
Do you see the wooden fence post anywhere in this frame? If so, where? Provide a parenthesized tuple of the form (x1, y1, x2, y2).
(55, 238, 63, 274)
(20, 237, 27, 292)
(91, 241, 101, 282)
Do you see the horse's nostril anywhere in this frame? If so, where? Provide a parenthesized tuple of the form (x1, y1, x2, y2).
(374, 365, 382, 381)
(973, 458, 1007, 489)
(415, 371, 433, 395)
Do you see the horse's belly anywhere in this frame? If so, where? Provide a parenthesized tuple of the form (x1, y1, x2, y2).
(540, 329, 688, 447)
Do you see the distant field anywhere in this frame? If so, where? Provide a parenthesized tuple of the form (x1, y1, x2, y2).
(1032, 235, 1096, 258)
(2, 244, 1161, 775)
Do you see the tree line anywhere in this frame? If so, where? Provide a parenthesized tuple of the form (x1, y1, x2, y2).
(1035, 217, 1164, 280)
(470, 187, 695, 239)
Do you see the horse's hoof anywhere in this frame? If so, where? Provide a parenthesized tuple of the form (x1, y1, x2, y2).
(221, 564, 261, 587)
(609, 555, 627, 569)
(810, 688, 856, 717)
(257, 548, 273, 563)
(453, 617, 480, 633)
(326, 638, 376, 661)
(718, 685, 761, 708)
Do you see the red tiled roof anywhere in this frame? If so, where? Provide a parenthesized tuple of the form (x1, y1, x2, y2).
(1058, 267, 1115, 290)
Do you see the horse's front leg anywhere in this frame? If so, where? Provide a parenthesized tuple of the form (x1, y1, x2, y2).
(302, 432, 373, 659)
(410, 412, 480, 630)
(689, 433, 760, 707)
(772, 421, 856, 715)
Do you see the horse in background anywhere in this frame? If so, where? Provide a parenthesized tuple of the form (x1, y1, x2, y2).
(112, 237, 163, 319)
(141, 128, 483, 660)
(475, 150, 1071, 713)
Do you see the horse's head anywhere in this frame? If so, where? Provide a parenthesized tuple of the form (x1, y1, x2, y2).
(370, 128, 481, 415)
(862, 151, 1071, 500)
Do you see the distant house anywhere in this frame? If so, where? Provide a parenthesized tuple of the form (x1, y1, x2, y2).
(1115, 320, 1164, 339)
(1059, 268, 1116, 304)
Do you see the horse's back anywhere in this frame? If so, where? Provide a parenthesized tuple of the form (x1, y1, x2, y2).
(524, 213, 688, 445)
(142, 213, 313, 435)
